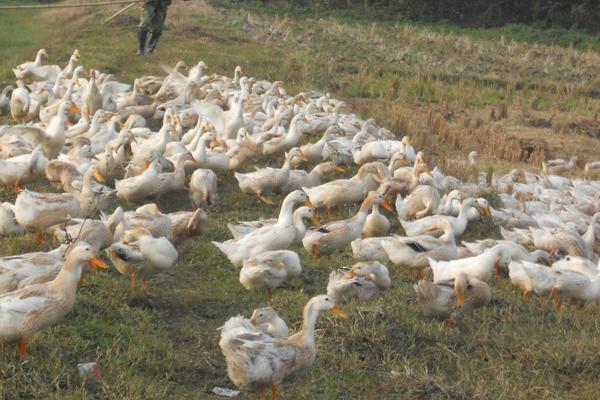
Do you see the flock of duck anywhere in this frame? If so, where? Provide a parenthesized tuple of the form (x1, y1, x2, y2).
(1, 48, 600, 399)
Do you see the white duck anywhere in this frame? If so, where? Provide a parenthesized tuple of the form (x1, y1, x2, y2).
(115, 160, 160, 204)
(219, 295, 346, 399)
(249, 307, 289, 339)
(227, 206, 319, 243)
(240, 250, 302, 298)
(413, 272, 491, 325)
(189, 168, 218, 209)
(0, 242, 106, 356)
(213, 190, 311, 267)
(303, 192, 385, 257)
(429, 244, 513, 282)
(326, 261, 391, 304)
(106, 227, 178, 288)
(399, 198, 490, 237)
(382, 220, 457, 272)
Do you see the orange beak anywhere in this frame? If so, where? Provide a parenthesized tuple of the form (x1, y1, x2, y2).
(344, 270, 356, 278)
(382, 199, 394, 213)
(304, 199, 315, 210)
(91, 155, 99, 161)
(144, 160, 151, 170)
(69, 103, 80, 114)
(425, 225, 439, 233)
(330, 306, 348, 319)
(335, 166, 346, 173)
(455, 290, 465, 308)
(249, 317, 257, 325)
(88, 257, 109, 270)
(94, 170, 106, 183)
(309, 216, 321, 226)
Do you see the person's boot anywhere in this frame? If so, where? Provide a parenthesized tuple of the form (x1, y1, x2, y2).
(137, 29, 148, 55)
(147, 31, 162, 54)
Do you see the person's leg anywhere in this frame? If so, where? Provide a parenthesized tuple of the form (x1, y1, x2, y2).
(137, 4, 155, 55)
(148, 4, 168, 54)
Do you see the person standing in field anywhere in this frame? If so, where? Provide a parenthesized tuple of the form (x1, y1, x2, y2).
(136, 0, 171, 55)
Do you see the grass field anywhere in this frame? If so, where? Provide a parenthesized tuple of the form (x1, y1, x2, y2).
(1, 1, 600, 399)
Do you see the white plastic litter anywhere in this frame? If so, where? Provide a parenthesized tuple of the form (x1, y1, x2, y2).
(77, 361, 102, 382)
(211, 387, 240, 397)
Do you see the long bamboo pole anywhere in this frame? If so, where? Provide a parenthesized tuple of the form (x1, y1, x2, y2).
(102, 1, 136, 24)
(0, 1, 139, 10)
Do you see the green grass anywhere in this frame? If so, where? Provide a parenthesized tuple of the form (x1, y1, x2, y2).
(211, 0, 600, 51)
(2, 2, 600, 399)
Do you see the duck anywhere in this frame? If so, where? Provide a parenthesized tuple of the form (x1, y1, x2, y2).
(436, 190, 462, 215)
(115, 160, 160, 204)
(18, 100, 70, 158)
(113, 204, 172, 241)
(542, 156, 578, 175)
(295, 125, 339, 166)
(0, 242, 107, 356)
(249, 307, 289, 339)
(529, 227, 588, 259)
(240, 250, 302, 298)
(12, 49, 49, 80)
(166, 209, 208, 245)
(106, 227, 178, 288)
(399, 198, 490, 237)
(0, 85, 14, 115)
(10, 80, 30, 120)
(189, 130, 233, 172)
(382, 220, 457, 272)
(14, 189, 80, 242)
(219, 295, 346, 399)
(227, 206, 319, 243)
(510, 260, 600, 306)
(189, 168, 218, 209)
(303, 191, 385, 257)
(392, 162, 431, 192)
(350, 236, 398, 261)
(213, 190, 312, 267)
(75, 165, 115, 218)
(395, 185, 441, 220)
(326, 261, 391, 303)
(429, 244, 513, 282)
(155, 152, 194, 198)
(262, 112, 305, 156)
(192, 95, 244, 140)
(413, 272, 491, 326)
(0, 202, 24, 237)
(50, 207, 123, 253)
(277, 161, 345, 196)
(508, 260, 556, 300)
(0, 245, 68, 294)
(461, 239, 550, 264)
(0, 150, 46, 190)
(303, 164, 384, 218)
(362, 204, 391, 238)
(235, 148, 306, 205)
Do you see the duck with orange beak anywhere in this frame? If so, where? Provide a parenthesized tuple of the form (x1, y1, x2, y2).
(327, 261, 391, 304)
(0, 242, 106, 356)
(381, 220, 457, 274)
(413, 272, 491, 327)
(220, 295, 347, 400)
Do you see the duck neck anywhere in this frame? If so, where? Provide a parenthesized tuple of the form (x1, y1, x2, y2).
(293, 212, 308, 236)
(298, 305, 320, 347)
(583, 218, 597, 248)
(439, 227, 456, 244)
(50, 259, 83, 291)
(369, 265, 391, 288)
(277, 196, 297, 226)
